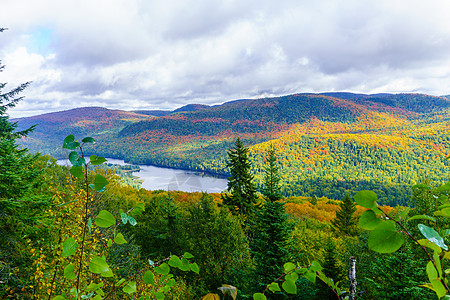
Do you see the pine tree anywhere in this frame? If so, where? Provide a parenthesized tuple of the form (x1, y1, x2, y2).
(251, 145, 290, 293)
(0, 28, 38, 199)
(221, 137, 257, 216)
(314, 238, 341, 300)
(331, 194, 357, 236)
(0, 27, 44, 295)
(261, 144, 283, 202)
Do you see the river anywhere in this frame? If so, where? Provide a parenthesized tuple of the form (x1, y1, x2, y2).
(58, 158, 228, 193)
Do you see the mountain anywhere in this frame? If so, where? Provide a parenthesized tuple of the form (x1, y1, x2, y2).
(15, 93, 450, 206)
(132, 103, 209, 117)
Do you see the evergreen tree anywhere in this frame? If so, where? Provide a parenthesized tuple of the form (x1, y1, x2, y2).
(251, 146, 290, 294)
(0, 27, 45, 296)
(185, 193, 252, 294)
(221, 137, 257, 216)
(0, 28, 37, 199)
(261, 144, 283, 202)
(315, 238, 341, 300)
(331, 194, 357, 236)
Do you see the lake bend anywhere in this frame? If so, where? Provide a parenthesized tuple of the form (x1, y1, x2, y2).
(58, 158, 228, 193)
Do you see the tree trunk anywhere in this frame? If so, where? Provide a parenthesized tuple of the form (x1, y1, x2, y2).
(349, 256, 357, 300)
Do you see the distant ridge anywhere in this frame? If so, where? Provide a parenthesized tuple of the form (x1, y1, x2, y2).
(132, 103, 209, 117)
(14, 91, 450, 206)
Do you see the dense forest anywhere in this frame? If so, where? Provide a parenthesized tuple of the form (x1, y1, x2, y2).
(4, 26, 450, 297)
(16, 92, 450, 206)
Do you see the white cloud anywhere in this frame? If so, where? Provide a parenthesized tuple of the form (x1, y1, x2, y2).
(2, 0, 450, 118)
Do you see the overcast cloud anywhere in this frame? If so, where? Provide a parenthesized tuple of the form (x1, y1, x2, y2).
(1, 0, 450, 118)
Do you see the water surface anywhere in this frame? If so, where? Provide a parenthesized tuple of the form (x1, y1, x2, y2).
(58, 158, 228, 193)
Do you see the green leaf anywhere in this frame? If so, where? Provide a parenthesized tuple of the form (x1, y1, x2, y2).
(123, 281, 136, 294)
(121, 212, 128, 224)
(143, 270, 154, 285)
(282, 278, 297, 294)
(434, 208, 450, 218)
(354, 190, 377, 209)
(114, 233, 127, 245)
(95, 210, 116, 228)
(442, 229, 450, 237)
(407, 215, 437, 223)
(70, 166, 83, 178)
(359, 210, 382, 230)
(62, 237, 78, 257)
(68, 151, 79, 166)
(82, 137, 95, 144)
(63, 263, 76, 280)
(128, 216, 137, 226)
(304, 271, 316, 283)
(418, 224, 448, 250)
(427, 261, 447, 298)
(90, 155, 106, 165)
(183, 252, 194, 259)
(438, 204, 450, 210)
(155, 291, 165, 299)
(190, 262, 200, 274)
(368, 221, 405, 253)
(434, 249, 443, 278)
(63, 135, 80, 150)
(179, 258, 190, 271)
(268, 282, 281, 292)
(253, 293, 267, 300)
(285, 271, 299, 283)
(436, 182, 450, 192)
(86, 282, 101, 291)
(115, 278, 126, 287)
(399, 207, 410, 220)
(87, 217, 92, 234)
(131, 202, 145, 216)
(107, 239, 113, 247)
(93, 174, 108, 191)
(283, 262, 296, 273)
(52, 296, 66, 300)
(102, 268, 113, 277)
(418, 239, 443, 254)
(168, 255, 182, 268)
(89, 256, 110, 274)
(309, 261, 322, 272)
(155, 263, 170, 275)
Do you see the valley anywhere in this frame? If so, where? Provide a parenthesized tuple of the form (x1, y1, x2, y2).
(15, 92, 450, 206)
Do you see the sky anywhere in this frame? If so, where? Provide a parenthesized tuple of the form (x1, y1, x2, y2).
(1, 0, 450, 118)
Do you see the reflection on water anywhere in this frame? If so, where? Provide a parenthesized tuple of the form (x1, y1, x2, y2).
(58, 158, 228, 193)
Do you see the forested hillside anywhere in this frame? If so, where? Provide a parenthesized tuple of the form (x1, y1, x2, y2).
(3, 89, 450, 299)
(16, 93, 450, 205)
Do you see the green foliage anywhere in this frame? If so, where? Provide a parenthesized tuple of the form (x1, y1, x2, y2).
(251, 200, 291, 291)
(185, 193, 251, 292)
(251, 146, 291, 293)
(29, 135, 199, 299)
(0, 32, 55, 297)
(221, 138, 258, 216)
(331, 194, 357, 236)
(356, 183, 450, 298)
(260, 144, 283, 202)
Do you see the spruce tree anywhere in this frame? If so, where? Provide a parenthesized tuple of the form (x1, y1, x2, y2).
(221, 137, 257, 216)
(261, 144, 283, 202)
(251, 145, 290, 293)
(0, 27, 43, 295)
(314, 238, 341, 300)
(331, 194, 357, 236)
